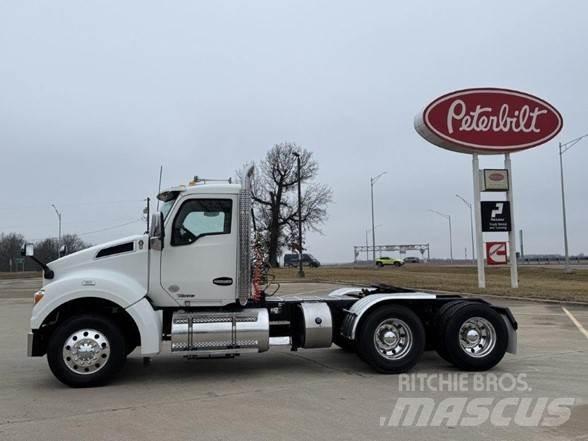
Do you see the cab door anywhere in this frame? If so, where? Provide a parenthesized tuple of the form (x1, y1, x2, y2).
(160, 195, 238, 306)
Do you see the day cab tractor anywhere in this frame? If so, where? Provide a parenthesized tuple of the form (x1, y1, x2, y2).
(376, 256, 404, 267)
(24, 171, 517, 387)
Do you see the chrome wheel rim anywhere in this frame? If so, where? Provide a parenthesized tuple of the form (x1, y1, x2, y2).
(459, 317, 496, 358)
(373, 319, 413, 360)
(62, 329, 110, 375)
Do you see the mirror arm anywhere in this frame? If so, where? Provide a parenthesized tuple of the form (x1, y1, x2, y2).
(26, 256, 54, 279)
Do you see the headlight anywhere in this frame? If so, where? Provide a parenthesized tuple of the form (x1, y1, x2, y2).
(33, 290, 45, 305)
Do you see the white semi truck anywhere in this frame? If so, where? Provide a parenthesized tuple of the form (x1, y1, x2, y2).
(25, 173, 517, 387)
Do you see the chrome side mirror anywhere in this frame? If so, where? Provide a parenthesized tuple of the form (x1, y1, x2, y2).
(21, 242, 55, 279)
(149, 212, 165, 250)
(21, 243, 34, 257)
(59, 244, 68, 258)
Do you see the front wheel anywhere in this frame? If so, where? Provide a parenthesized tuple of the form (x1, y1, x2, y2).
(357, 305, 425, 374)
(376, 262, 384, 268)
(47, 315, 127, 387)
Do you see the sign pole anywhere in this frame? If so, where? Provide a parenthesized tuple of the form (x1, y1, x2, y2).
(504, 153, 519, 288)
(472, 153, 485, 288)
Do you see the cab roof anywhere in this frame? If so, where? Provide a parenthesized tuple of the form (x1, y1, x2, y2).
(157, 182, 242, 201)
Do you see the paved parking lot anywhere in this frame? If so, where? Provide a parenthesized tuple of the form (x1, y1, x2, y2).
(0, 279, 587, 441)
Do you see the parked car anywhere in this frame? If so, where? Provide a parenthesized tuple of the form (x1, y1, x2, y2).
(375, 256, 404, 267)
(403, 256, 421, 263)
(284, 253, 321, 268)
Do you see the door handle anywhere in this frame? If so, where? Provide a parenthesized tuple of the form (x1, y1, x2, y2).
(213, 277, 233, 286)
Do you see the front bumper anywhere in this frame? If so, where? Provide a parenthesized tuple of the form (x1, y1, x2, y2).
(27, 331, 46, 357)
(27, 332, 34, 357)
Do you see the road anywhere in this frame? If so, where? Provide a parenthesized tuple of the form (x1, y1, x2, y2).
(0, 279, 587, 441)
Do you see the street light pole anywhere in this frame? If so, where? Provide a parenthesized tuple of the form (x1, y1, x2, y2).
(370, 172, 386, 262)
(51, 204, 62, 255)
(558, 134, 588, 273)
(365, 224, 382, 262)
(293, 152, 304, 278)
(456, 194, 475, 264)
(559, 142, 569, 272)
(448, 215, 453, 264)
(429, 209, 453, 264)
(365, 230, 369, 261)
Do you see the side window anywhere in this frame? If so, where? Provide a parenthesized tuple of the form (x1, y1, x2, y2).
(171, 199, 232, 246)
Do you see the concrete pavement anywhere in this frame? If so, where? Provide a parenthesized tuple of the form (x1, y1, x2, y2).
(0, 280, 586, 441)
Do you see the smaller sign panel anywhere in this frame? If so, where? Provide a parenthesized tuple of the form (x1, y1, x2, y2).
(486, 241, 508, 265)
(482, 169, 509, 192)
(481, 201, 512, 232)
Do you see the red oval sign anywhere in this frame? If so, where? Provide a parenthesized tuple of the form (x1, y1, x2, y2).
(415, 88, 563, 154)
(489, 173, 504, 181)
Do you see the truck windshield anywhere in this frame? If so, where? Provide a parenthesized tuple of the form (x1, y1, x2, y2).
(160, 197, 177, 220)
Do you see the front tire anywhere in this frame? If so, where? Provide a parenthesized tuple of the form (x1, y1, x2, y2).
(47, 315, 127, 388)
(376, 262, 384, 268)
(357, 305, 425, 374)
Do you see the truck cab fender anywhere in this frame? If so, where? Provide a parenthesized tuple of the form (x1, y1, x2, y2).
(31, 270, 147, 330)
(31, 271, 162, 356)
(125, 297, 163, 356)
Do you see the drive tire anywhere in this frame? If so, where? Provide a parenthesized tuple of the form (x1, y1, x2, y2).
(442, 303, 508, 371)
(434, 300, 467, 363)
(376, 262, 384, 268)
(47, 315, 127, 388)
(357, 305, 425, 374)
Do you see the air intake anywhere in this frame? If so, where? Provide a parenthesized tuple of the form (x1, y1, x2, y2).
(237, 166, 254, 306)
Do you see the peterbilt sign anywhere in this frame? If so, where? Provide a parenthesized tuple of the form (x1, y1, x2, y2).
(482, 169, 509, 192)
(415, 88, 563, 154)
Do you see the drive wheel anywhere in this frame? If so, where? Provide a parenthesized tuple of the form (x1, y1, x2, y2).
(357, 305, 425, 374)
(434, 300, 467, 362)
(393, 262, 402, 267)
(47, 315, 127, 388)
(441, 303, 508, 371)
(376, 262, 384, 268)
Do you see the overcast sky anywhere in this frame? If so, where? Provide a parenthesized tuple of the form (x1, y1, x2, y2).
(1, 0, 587, 263)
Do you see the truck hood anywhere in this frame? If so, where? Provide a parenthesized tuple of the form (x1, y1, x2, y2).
(45, 234, 149, 284)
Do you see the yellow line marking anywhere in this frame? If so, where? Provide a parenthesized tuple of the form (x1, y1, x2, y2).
(562, 307, 588, 339)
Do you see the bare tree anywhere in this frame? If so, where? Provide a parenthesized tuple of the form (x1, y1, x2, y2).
(0, 232, 90, 272)
(34, 238, 59, 264)
(0, 233, 25, 272)
(244, 142, 333, 267)
(35, 234, 91, 263)
(62, 234, 91, 254)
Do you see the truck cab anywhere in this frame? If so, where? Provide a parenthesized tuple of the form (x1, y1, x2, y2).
(150, 183, 243, 307)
